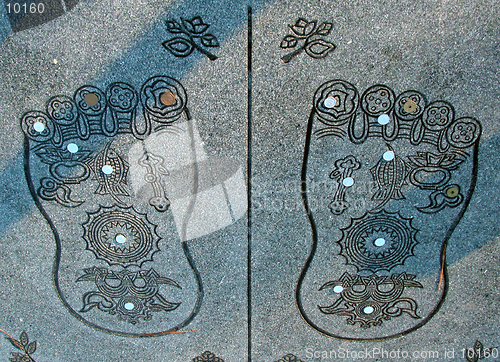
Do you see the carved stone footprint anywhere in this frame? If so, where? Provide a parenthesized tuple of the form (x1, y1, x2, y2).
(21, 76, 206, 336)
(297, 80, 481, 341)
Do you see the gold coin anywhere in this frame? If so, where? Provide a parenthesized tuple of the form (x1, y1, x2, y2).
(84, 92, 99, 107)
(446, 186, 460, 198)
(403, 100, 417, 113)
(160, 91, 176, 106)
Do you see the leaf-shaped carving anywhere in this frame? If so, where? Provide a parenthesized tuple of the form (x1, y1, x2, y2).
(465, 343, 479, 362)
(280, 35, 298, 48)
(471, 340, 495, 360)
(162, 37, 194, 57)
(316, 22, 333, 35)
(9, 353, 26, 362)
(275, 354, 304, 362)
(72, 150, 92, 162)
(289, 18, 317, 36)
(19, 332, 28, 348)
(318, 280, 337, 289)
(182, 16, 209, 35)
(291, 18, 307, 32)
(165, 19, 182, 33)
(289, 18, 318, 36)
(303, 21, 317, 36)
(465, 353, 478, 362)
(305, 39, 336, 59)
(34, 148, 62, 164)
(201, 33, 219, 47)
(474, 340, 484, 353)
(34, 144, 91, 164)
(26, 341, 36, 355)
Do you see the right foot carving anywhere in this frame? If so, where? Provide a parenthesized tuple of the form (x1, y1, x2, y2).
(297, 80, 481, 341)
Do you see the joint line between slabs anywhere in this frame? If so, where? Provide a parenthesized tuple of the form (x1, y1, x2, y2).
(247, 3, 253, 362)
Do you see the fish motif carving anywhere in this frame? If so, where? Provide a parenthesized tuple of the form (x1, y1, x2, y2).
(88, 141, 130, 206)
(370, 145, 408, 211)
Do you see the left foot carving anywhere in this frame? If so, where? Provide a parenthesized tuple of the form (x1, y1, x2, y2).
(21, 76, 208, 336)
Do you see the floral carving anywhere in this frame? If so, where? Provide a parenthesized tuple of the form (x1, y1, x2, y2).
(1, 331, 37, 362)
(319, 272, 423, 328)
(313, 80, 359, 125)
(163, 16, 219, 60)
(192, 351, 225, 362)
(280, 18, 335, 63)
(77, 267, 180, 324)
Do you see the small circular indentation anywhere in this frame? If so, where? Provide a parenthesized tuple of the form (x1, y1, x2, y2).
(160, 91, 176, 106)
(363, 306, 374, 314)
(404, 100, 417, 113)
(377, 114, 390, 125)
(144, 173, 157, 183)
(33, 122, 46, 133)
(101, 165, 114, 175)
(115, 234, 127, 244)
(342, 177, 354, 187)
(333, 285, 344, 294)
(383, 150, 395, 161)
(67, 143, 79, 153)
(446, 186, 460, 198)
(323, 96, 337, 109)
(124, 303, 135, 311)
(84, 92, 99, 107)
(374, 238, 386, 247)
